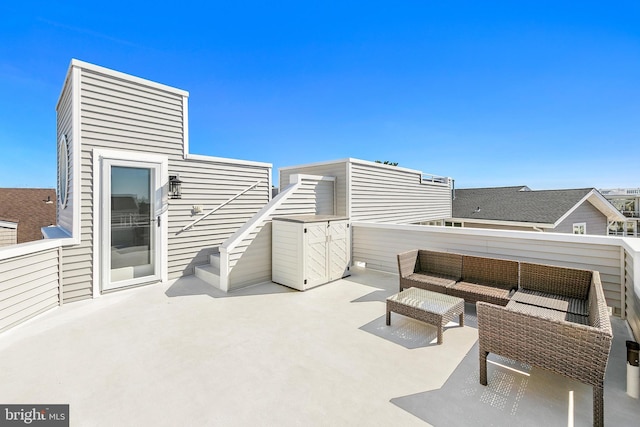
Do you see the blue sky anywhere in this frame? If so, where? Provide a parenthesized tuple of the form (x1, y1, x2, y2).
(1, 1, 638, 189)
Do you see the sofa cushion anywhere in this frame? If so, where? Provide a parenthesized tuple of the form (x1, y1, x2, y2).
(520, 262, 592, 300)
(403, 273, 457, 293)
(417, 250, 462, 279)
(511, 289, 588, 316)
(448, 281, 511, 306)
(461, 255, 518, 291)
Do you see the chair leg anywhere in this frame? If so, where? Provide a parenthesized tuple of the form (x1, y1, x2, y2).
(479, 349, 488, 386)
(593, 382, 604, 427)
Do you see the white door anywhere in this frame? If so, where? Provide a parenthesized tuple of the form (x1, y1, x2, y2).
(328, 220, 349, 281)
(101, 159, 163, 291)
(304, 222, 328, 288)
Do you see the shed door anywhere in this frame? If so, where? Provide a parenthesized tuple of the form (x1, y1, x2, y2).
(328, 220, 349, 281)
(304, 222, 328, 288)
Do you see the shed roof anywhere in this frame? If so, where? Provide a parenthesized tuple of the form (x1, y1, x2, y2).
(0, 188, 57, 243)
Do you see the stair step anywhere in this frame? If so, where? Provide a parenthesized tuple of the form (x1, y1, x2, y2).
(209, 253, 221, 269)
(195, 264, 221, 289)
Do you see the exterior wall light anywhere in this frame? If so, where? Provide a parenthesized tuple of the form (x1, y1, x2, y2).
(169, 175, 183, 199)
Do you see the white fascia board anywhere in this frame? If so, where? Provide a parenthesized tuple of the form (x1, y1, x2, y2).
(182, 95, 189, 160)
(185, 153, 272, 169)
(587, 191, 627, 221)
(279, 158, 350, 171)
(448, 217, 555, 229)
(554, 190, 626, 227)
(69, 59, 189, 97)
(0, 220, 17, 229)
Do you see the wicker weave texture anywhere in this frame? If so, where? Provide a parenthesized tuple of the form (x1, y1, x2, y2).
(520, 262, 592, 299)
(448, 281, 511, 306)
(418, 250, 463, 279)
(461, 255, 518, 290)
(477, 269, 612, 427)
(387, 288, 464, 345)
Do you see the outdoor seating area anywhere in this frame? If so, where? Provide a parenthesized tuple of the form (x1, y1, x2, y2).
(397, 248, 615, 426)
(0, 267, 637, 426)
(398, 250, 518, 306)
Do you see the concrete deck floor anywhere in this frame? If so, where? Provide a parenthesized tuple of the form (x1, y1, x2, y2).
(0, 268, 638, 426)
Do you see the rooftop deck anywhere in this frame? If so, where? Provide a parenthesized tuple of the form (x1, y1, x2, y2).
(0, 268, 638, 426)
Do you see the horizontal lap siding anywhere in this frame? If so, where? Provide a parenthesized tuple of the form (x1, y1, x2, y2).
(626, 249, 640, 340)
(58, 65, 271, 299)
(280, 162, 347, 216)
(555, 202, 608, 235)
(350, 163, 451, 223)
(57, 74, 75, 234)
(227, 180, 322, 290)
(0, 248, 59, 332)
(352, 223, 624, 314)
(169, 162, 270, 278)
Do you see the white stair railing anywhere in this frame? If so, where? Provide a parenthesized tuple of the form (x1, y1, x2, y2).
(181, 180, 264, 232)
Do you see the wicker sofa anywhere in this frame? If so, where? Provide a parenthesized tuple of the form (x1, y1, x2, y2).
(397, 250, 517, 306)
(478, 264, 612, 427)
(397, 249, 613, 426)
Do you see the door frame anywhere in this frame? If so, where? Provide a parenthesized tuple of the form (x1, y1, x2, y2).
(92, 148, 168, 297)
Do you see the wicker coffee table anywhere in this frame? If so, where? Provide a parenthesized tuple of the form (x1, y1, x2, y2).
(386, 287, 464, 344)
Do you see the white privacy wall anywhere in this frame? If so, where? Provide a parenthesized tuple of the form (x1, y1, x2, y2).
(352, 222, 626, 316)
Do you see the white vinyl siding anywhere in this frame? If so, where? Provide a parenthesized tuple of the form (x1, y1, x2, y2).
(58, 62, 271, 301)
(280, 162, 348, 216)
(352, 222, 624, 315)
(226, 179, 326, 290)
(555, 202, 607, 235)
(0, 227, 17, 247)
(625, 246, 640, 340)
(350, 161, 451, 223)
(56, 73, 75, 235)
(0, 247, 60, 333)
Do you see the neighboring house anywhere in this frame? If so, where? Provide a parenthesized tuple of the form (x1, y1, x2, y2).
(445, 186, 625, 235)
(0, 218, 17, 247)
(599, 188, 640, 237)
(0, 188, 56, 245)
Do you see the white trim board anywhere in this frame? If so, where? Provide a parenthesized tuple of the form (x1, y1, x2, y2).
(92, 148, 169, 298)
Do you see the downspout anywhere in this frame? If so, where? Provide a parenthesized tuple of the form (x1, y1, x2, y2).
(532, 226, 544, 232)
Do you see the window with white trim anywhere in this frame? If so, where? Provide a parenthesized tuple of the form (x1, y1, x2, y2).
(573, 222, 586, 234)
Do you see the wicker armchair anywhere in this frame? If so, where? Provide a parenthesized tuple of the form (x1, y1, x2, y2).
(477, 269, 612, 427)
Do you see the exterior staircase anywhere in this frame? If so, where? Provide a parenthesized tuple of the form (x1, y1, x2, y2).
(194, 250, 221, 288)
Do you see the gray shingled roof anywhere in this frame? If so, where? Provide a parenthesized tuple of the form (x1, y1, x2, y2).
(452, 186, 595, 224)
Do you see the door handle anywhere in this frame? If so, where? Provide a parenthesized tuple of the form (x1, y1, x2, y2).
(157, 216, 161, 227)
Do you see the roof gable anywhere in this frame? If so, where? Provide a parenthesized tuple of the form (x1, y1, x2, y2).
(452, 187, 602, 225)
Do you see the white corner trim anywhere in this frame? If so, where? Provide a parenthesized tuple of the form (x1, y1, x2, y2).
(70, 59, 189, 97)
(182, 95, 189, 160)
(92, 148, 169, 297)
(71, 66, 82, 244)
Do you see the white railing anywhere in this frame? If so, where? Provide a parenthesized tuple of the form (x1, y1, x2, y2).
(218, 174, 334, 291)
(180, 180, 264, 232)
(420, 174, 450, 185)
